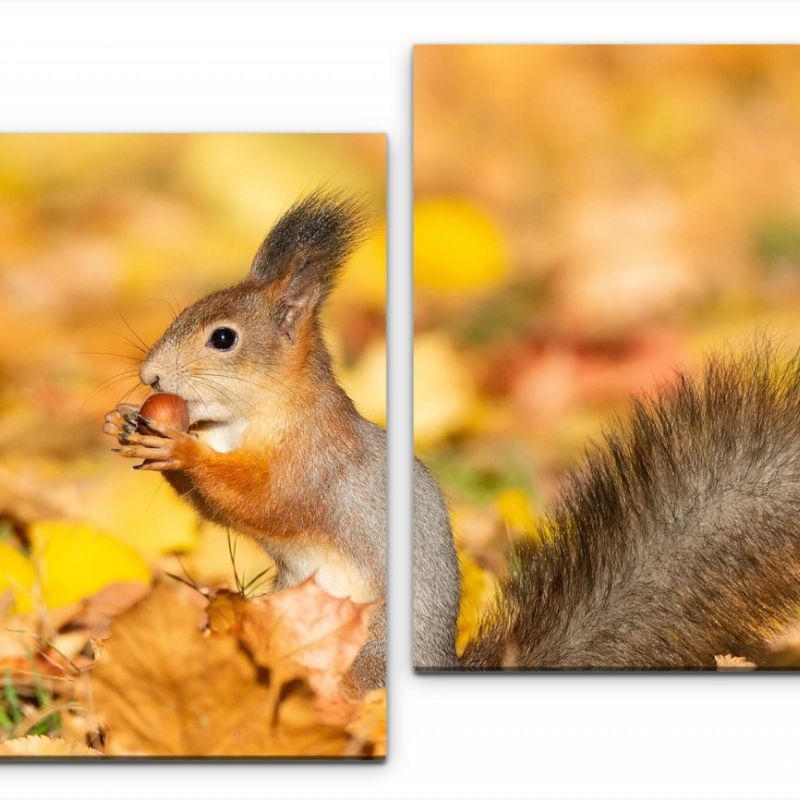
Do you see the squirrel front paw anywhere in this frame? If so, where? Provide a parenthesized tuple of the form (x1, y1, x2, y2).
(103, 404, 200, 472)
(102, 403, 139, 441)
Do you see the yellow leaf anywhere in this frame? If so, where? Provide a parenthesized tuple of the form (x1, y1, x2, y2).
(0, 542, 36, 614)
(30, 520, 151, 610)
(82, 470, 199, 558)
(494, 489, 536, 532)
(414, 197, 507, 293)
(456, 549, 498, 656)
(413, 332, 480, 448)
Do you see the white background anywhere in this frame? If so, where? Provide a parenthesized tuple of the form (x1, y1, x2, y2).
(2, 2, 800, 798)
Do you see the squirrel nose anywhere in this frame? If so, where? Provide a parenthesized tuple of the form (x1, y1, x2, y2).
(140, 363, 160, 391)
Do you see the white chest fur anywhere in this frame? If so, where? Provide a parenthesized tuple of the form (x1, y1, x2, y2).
(195, 418, 248, 453)
(272, 542, 376, 603)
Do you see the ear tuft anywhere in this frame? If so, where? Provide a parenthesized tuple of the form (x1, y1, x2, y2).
(248, 190, 370, 336)
(251, 188, 368, 280)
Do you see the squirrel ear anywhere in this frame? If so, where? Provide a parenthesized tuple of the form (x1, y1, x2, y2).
(248, 191, 368, 336)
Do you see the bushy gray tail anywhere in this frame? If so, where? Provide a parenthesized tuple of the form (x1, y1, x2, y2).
(463, 346, 800, 669)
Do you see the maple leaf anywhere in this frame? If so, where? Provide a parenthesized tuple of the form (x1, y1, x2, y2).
(90, 582, 350, 756)
(208, 578, 376, 726)
(29, 520, 151, 610)
(67, 581, 151, 639)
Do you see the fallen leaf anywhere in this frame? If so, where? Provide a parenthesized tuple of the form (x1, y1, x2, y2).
(715, 654, 756, 670)
(67, 581, 151, 638)
(415, 197, 508, 293)
(494, 488, 536, 532)
(345, 688, 386, 757)
(230, 579, 375, 726)
(0, 735, 100, 757)
(29, 520, 151, 610)
(0, 541, 36, 613)
(91, 582, 350, 756)
(205, 590, 243, 635)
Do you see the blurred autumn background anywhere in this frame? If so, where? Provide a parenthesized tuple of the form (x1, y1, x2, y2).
(414, 45, 800, 655)
(0, 133, 386, 757)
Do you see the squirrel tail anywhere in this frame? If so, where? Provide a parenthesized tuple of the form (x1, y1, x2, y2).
(462, 345, 800, 669)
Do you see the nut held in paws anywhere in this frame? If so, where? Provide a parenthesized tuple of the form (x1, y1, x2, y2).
(138, 393, 190, 433)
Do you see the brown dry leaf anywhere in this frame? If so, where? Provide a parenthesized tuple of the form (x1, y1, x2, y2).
(90, 582, 350, 756)
(205, 590, 244, 635)
(229, 578, 375, 726)
(0, 465, 71, 527)
(67, 581, 151, 638)
(345, 688, 386, 757)
(715, 654, 756, 670)
(0, 735, 100, 757)
(273, 682, 364, 758)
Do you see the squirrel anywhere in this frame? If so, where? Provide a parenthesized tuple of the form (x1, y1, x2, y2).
(417, 346, 800, 670)
(99, 189, 800, 676)
(100, 191, 446, 694)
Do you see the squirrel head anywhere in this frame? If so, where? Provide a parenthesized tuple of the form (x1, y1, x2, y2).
(139, 191, 368, 425)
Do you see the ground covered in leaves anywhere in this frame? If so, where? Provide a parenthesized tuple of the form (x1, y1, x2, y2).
(0, 526, 386, 757)
(414, 47, 800, 652)
(0, 525, 385, 758)
(0, 134, 387, 758)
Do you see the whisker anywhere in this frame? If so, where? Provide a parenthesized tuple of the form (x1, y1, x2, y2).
(85, 368, 141, 394)
(166, 286, 184, 317)
(115, 380, 147, 407)
(116, 306, 151, 352)
(92, 324, 148, 356)
(81, 372, 140, 409)
(181, 353, 217, 369)
(193, 375, 253, 410)
(204, 372, 292, 401)
(199, 372, 268, 390)
(186, 380, 216, 422)
(77, 351, 142, 362)
(235, 364, 297, 395)
(143, 297, 179, 323)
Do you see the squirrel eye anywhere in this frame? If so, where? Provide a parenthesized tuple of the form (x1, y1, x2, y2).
(209, 327, 238, 350)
